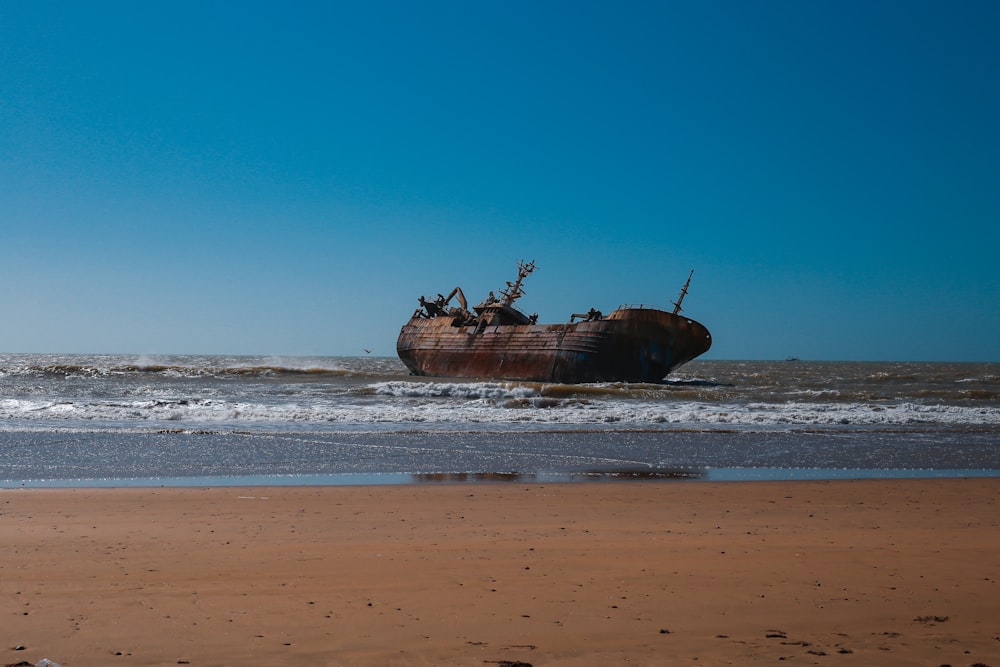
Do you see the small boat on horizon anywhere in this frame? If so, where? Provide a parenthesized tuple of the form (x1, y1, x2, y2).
(396, 261, 712, 383)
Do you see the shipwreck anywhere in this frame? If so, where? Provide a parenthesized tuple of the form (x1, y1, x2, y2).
(396, 261, 712, 383)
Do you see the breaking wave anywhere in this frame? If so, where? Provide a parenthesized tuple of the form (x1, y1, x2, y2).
(2, 355, 997, 431)
(2, 392, 997, 428)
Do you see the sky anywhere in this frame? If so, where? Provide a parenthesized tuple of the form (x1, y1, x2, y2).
(2, 1, 998, 361)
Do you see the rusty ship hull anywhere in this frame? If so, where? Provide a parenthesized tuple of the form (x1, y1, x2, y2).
(398, 262, 711, 383)
(397, 306, 712, 383)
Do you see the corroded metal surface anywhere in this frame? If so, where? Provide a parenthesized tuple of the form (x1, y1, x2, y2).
(397, 262, 712, 383)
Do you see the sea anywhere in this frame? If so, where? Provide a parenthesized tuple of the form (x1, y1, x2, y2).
(1, 354, 997, 487)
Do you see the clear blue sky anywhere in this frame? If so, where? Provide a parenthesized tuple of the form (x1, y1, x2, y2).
(2, 1, 998, 360)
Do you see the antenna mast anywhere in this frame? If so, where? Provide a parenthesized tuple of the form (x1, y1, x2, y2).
(500, 259, 536, 306)
(672, 269, 694, 315)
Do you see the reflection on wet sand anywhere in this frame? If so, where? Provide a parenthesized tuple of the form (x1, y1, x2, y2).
(414, 472, 536, 483)
(568, 468, 704, 481)
(411, 468, 705, 483)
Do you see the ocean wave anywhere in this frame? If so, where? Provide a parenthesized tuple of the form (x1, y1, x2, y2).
(0, 353, 412, 380)
(2, 395, 998, 427)
(3, 357, 998, 431)
(369, 379, 731, 402)
(372, 381, 540, 400)
(2, 363, 367, 380)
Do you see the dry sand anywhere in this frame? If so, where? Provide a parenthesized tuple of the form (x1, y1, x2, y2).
(2, 479, 998, 666)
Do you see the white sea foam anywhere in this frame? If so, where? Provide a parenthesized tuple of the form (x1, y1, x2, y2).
(2, 356, 997, 432)
(2, 392, 998, 428)
(373, 381, 539, 400)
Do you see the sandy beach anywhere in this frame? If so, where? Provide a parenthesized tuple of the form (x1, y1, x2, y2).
(2, 479, 998, 666)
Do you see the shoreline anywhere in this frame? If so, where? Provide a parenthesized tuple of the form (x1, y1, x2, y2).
(4, 466, 1000, 489)
(3, 479, 998, 666)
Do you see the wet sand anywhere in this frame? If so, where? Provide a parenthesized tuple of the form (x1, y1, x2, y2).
(2, 479, 998, 666)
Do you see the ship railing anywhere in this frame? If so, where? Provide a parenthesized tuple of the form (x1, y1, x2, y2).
(618, 304, 661, 310)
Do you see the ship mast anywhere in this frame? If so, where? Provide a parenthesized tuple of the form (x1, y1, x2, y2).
(672, 269, 694, 315)
(500, 259, 536, 306)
